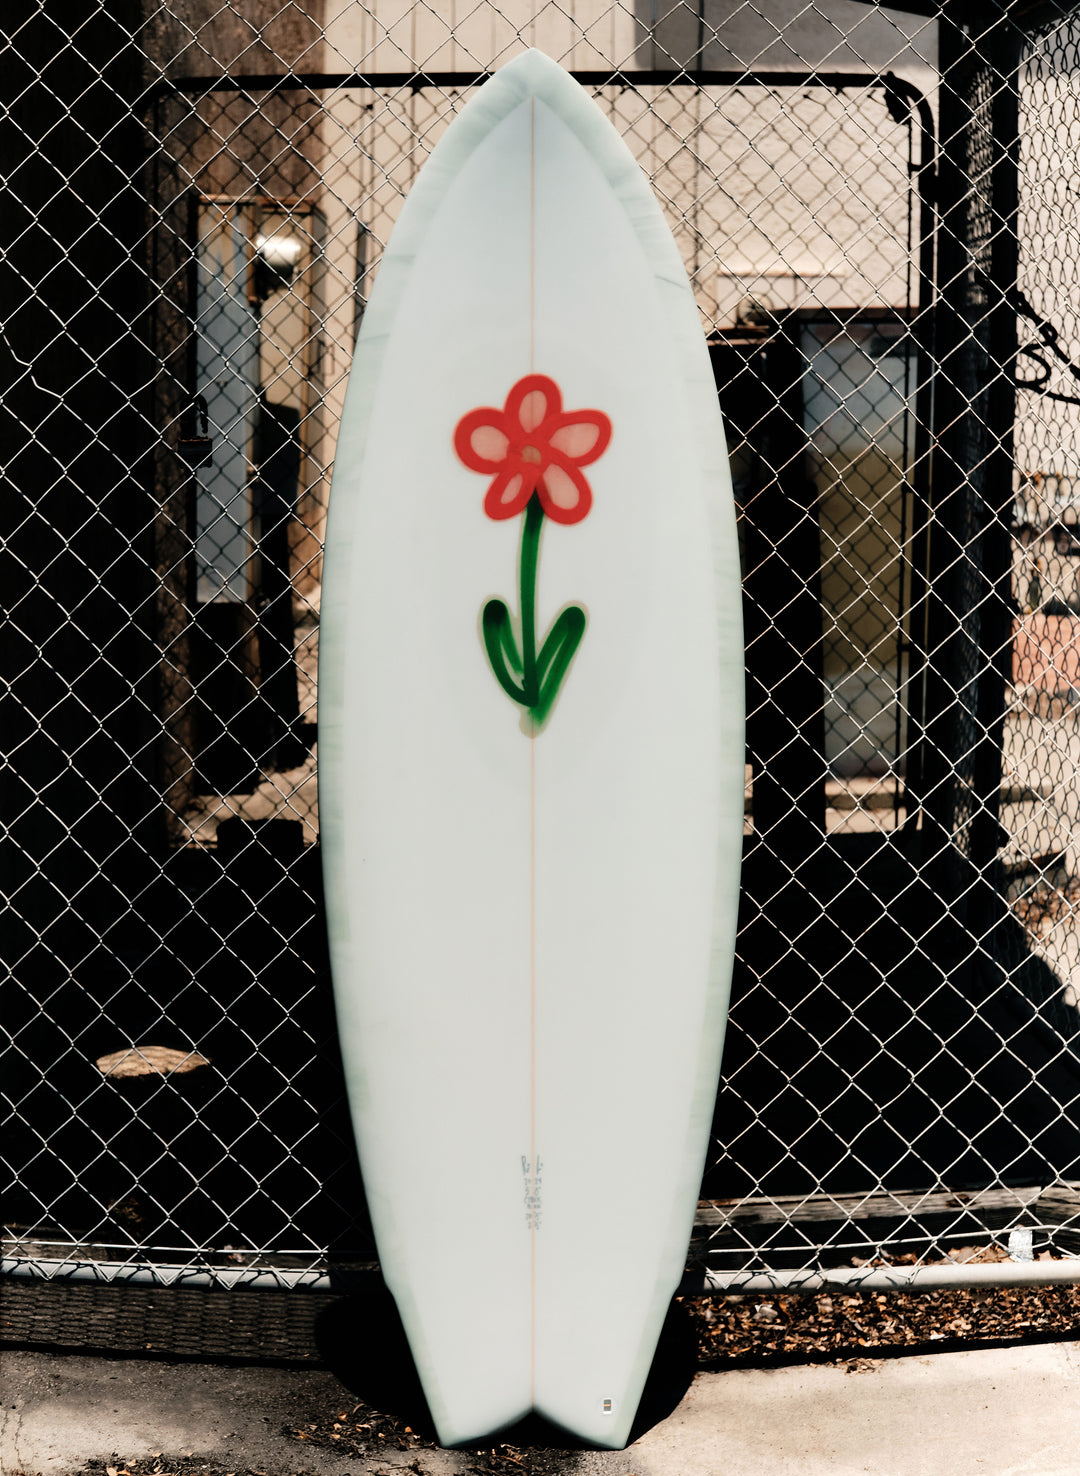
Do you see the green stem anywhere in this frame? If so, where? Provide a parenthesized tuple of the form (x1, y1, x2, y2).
(519, 492, 544, 709)
(480, 490, 586, 730)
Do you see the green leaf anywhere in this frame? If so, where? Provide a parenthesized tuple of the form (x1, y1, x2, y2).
(529, 604, 586, 729)
(482, 598, 529, 705)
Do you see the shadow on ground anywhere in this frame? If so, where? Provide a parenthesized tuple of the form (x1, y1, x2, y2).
(313, 1290, 697, 1448)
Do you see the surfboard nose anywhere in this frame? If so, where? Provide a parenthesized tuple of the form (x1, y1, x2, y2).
(485, 46, 585, 100)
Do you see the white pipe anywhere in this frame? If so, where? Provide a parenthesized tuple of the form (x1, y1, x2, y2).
(680, 1259, 1080, 1295)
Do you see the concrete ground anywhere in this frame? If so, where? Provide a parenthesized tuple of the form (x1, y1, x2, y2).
(4, 1341, 1080, 1476)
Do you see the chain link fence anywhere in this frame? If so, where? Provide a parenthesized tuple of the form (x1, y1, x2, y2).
(5, 0, 1080, 1292)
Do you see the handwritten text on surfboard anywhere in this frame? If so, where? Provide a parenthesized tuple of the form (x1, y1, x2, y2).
(521, 1154, 544, 1230)
(454, 375, 612, 731)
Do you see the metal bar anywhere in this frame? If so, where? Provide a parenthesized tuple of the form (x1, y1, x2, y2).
(150, 68, 934, 100)
(895, 111, 915, 829)
(972, 24, 1022, 879)
(902, 78, 940, 832)
(682, 1259, 1080, 1295)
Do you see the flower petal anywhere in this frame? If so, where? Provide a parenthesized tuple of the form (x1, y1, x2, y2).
(538, 457, 591, 524)
(499, 473, 525, 506)
(454, 409, 510, 471)
(506, 374, 561, 437)
(549, 411, 611, 465)
(471, 424, 510, 463)
(519, 390, 547, 434)
(483, 467, 536, 521)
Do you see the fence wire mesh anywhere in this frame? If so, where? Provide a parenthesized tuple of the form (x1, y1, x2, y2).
(4, 0, 1080, 1290)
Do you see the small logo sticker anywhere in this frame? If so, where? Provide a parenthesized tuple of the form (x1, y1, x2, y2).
(600, 1397, 616, 1416)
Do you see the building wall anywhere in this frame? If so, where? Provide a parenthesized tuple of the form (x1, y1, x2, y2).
(141, 0, 941, 840)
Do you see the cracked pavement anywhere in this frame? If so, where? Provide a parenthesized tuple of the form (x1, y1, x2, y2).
(5, 1340, 1080, 1476)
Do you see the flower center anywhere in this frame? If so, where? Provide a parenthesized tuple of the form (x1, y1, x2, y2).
(521, 444, 542, 464)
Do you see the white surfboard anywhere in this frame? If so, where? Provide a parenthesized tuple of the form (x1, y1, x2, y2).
(319, 50, 744, 1449)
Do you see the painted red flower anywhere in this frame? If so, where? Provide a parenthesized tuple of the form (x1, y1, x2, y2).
(454, 373, 612, 525)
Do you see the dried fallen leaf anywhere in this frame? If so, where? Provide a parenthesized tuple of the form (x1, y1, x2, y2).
(95, 1045, 210, 1078)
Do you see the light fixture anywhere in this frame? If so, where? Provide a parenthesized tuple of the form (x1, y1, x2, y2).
(253, 230, 304, 298)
